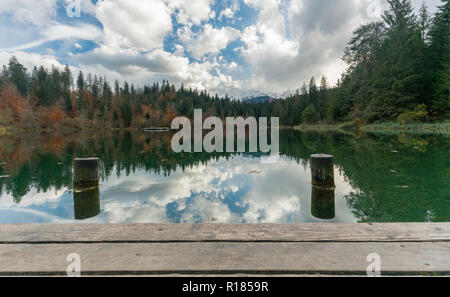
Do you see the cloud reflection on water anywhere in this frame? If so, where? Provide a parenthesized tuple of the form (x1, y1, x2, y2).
(0, 154, 358, 223)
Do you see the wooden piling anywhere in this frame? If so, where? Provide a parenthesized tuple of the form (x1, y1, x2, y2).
(311, 186, 335, 220)
(310, 154, 335, 189)
(73, 158, 99, 188)
(73, 187, 100, 220)
(73, 158, 101, 220)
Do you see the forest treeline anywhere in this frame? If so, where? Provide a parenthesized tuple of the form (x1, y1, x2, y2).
(0, 0, 448, 130)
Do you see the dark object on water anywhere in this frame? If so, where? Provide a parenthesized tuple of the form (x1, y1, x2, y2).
(73, 186, 100, 220)
(310, 154, 335, 189)
(73, 158, 99, 188)
(311, 186, 335, 220)
(144, 127, 170, 132)
(73, 158, 101, 220)
(310, 154, 336, 219)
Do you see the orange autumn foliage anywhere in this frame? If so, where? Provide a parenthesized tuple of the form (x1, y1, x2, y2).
(161, 105, 178, 125)
(0, 82, 28, 123)
(40, 134, 65, 154)
(39, 106, 65, 128)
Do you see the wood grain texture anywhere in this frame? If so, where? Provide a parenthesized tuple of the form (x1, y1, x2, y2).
(0, 242, 449, 275)
(0, 223, 449, 243)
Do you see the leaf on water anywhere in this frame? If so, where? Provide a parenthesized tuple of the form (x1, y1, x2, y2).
(249, 170, 262, 174)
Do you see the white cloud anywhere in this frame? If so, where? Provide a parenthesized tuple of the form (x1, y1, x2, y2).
(4, 22, 103, 51)
(166, 0, 214, 26)
(0, 0, 443, 97)
(0, 0, 58, 26)
(180, 24, 241, 59)
(96, 0, 173, 51)
(225, 0, 377, 95)
(173, 44, 185, 56)
(219, 0, 241, 20)
(0, 51, 80, 75)
(79, 0, 97, 15)
(220, 8, 235, 19)
(74, 46, 226, 91)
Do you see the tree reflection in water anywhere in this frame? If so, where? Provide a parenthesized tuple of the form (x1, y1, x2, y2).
(0, 130, 448, 223)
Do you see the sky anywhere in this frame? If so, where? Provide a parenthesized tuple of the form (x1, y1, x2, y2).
(0, 0, 442, 98)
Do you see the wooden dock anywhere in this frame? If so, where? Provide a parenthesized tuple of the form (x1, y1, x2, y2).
(0, 223, 449, 276)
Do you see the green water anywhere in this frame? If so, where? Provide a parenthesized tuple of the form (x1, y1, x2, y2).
(0, 130, 448, 223)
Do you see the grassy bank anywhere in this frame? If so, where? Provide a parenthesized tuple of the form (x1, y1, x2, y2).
(0, 125, 135, 135)
(361, 122, 450, 135)
(292, 121, 450, 135)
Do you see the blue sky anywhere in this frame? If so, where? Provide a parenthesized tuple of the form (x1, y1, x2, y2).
(0, 0, 442, 97)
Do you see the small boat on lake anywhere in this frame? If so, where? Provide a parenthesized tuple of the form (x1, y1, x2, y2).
(144, 127, 170, 132)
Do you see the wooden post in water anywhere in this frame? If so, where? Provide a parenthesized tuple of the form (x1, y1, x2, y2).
(73, 187, 100, 220)
(310, 154, 336, 220)
(73, 158, 101, 220)
(310, 154, 335, 189)
(311, 186, 335, 220)
(73, 158, 99, 188)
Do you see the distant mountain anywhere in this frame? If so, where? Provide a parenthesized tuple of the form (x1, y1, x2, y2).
(242, 95, 278, 104)
(236, 89, 294, 103)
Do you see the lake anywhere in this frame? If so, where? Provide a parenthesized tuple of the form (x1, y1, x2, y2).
(0, 130, 448, 224)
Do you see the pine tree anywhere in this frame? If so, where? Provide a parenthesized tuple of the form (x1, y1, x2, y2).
(6, 56, 28, 96)
(62, 65, 73, 113)
(103, 78, 112, 112)
(428, 0, 450, 116)
(419, 2, 430, 42)
(302, 104, 320, 124)
(114, 80, 120, 97)
(318, 76, 329, 119)
(35, 66, 50, 106)
(308, 77, 318, 108)
(76, 71, 85, 112)
(371, 0, 423, 119)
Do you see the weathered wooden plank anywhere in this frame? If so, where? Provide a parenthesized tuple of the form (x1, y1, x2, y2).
(0, 242, 449, 275)
(0, 223, 449, 243)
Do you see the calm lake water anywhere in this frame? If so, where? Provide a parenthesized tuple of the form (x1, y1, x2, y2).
(0, 130, 448, 223)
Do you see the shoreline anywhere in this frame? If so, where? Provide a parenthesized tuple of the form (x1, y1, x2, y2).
(2, 122, 449, 135)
